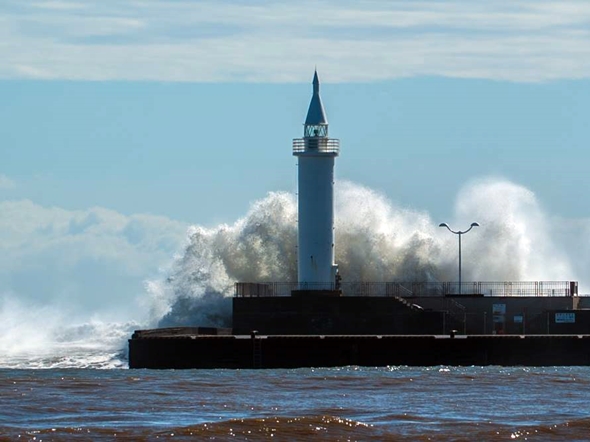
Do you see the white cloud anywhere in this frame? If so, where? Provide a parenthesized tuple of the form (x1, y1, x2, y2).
(0, 174, 15, 189)
(0, 199, 188, 318)
(0, 0, 589, 82)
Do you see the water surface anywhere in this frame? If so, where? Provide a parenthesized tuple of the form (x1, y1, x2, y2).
(2, 366, 589, 440)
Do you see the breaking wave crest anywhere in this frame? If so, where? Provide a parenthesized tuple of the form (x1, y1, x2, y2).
(0, 295, 135, 369)
(150, 178, 576, 328)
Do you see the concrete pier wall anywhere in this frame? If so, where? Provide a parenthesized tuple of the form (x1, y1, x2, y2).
(233, 296, 578, 336)
(129, 334, 590, 369)
(232, 296, 448, 335)
(410, 296, 577, 334)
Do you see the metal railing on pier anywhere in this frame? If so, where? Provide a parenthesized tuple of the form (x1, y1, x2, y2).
(235, 281, 578, 298)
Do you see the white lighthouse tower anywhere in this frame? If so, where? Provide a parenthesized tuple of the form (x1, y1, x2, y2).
(293, 71, 340, 289)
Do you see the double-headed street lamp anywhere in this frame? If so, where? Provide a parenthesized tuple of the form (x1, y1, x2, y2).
(439, 222, 480, 294)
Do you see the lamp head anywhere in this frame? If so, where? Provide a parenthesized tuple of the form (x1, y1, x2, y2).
(439, 223, 449, 228)
(471, 222, 480, 227)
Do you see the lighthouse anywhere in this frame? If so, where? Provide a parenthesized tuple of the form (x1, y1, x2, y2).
(293, 71, 340, 289)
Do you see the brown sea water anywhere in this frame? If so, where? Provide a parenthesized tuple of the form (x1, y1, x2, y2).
(1, 366, 590, 441)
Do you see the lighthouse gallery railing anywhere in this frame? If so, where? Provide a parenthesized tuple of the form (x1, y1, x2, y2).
(292, 138, 340, 154)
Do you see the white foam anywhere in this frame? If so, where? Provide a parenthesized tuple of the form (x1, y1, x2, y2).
(0, 294, 136, 369)
(151, 178, 577, 328)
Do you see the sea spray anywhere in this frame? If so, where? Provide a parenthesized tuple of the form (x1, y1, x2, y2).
(0, 178, 577, 368)
(454, 178, 573, 281)
(335, 181, 442, 282)
(154, 191, 298, 327)
(0, 293, 136, 369)
(152, 178, 575, 328)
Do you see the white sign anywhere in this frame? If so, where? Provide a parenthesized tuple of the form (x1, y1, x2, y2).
(555, 312, 576, 324)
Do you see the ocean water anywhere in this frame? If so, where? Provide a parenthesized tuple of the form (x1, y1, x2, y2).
(2, 366, 590, 441)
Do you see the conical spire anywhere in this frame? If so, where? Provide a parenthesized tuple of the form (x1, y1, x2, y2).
(305, 70, 328, 126)
(312, 70, 320, 94)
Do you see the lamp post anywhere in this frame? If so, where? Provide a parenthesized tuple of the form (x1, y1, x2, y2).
(439, 222, 479, 294)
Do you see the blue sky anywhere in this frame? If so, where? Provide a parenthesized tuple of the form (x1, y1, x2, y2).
(1, 0, 590, 319)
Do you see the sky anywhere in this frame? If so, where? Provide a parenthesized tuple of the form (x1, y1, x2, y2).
(1, 0, 590, 319)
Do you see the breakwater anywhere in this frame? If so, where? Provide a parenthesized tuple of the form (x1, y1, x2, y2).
(129, 331, 590, 369)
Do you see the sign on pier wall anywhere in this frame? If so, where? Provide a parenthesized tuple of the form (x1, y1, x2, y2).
(555, 312, 576, 324)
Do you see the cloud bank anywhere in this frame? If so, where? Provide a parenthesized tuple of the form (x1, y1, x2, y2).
(0, 174, 15, 190)
(0, 199, 188, 320)
(1, 0, 589, 82)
